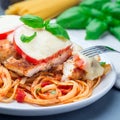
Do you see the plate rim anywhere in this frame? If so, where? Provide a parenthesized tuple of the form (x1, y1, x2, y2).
(0, 15, 117, 115)
(0, 54, 116, 116)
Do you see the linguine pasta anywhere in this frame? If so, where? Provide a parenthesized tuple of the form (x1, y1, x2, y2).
(0, 63, 111, 106)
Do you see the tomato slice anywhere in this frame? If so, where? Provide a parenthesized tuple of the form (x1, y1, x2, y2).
(0, 30, 13, 40)
(0, 15, 22, 40)
(16, 88, 26, 103)
(13, 39, 40, 64)
(13, 25, 71, 64)
(41, 81, 52, 87)
(73, 55, 84, 69)
(58, 85, 73, 95)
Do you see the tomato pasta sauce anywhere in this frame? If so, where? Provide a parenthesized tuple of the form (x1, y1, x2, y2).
(0, 63, 111, 106)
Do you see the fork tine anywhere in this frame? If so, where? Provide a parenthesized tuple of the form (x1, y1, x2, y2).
(80, 46, 98, 53)
(80, 46, 104, 55)
(83, 52, 100, 57)
(81, 47, 102, 54)
(80, 45, 120, 58)
(81, 46, 102, 52)
(82, 50, 100, 56)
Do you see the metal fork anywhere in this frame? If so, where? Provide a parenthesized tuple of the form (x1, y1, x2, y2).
(80, 45, 120, 57)
(80, 45, 120, 90)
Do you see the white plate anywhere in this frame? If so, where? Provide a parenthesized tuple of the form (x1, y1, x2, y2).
(0, 16, 117, 116)
(0, 54, 116, 116)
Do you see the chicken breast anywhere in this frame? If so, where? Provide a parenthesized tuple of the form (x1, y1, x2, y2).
(62, 44, 104, 81)
(4, 46, 72, 77)
(0, 40, 16, 63)
(62, 58, 85, 81)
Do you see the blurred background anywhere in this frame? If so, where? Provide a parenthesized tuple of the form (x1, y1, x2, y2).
(0, 0, 80, 19)
(0, 0, 24, 14)
(0, 0, 22, 9)
(1, 0, 120, 42)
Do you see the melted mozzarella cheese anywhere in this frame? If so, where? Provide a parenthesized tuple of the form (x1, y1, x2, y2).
(0, 15, 22, 33)
(76, 52, 104, 80)
(71, 44, 104, 80)
(62, 59, 75, 81)
(15, 25, 71, 60)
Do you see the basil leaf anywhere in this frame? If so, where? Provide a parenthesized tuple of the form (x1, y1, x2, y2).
(44, 19, 50, 26)
(102, 2, 120, 20)
(20, 32, 37, 43)
(110, 26, 120, 41)
(50, 90, 56, 94)
(80, 0, 110, 10)
(56, 7, 91, 29)
(99, 62, 106, 66)
(85, 19, 107, 40)
(35, 88, 41, 94)
(45, 23, 70, 40)
(20, 15, 44, 28)
(20, 15, 70, 40)
(117, 0, 120, 3)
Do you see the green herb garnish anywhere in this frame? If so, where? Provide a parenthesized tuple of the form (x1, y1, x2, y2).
(56, 0, 120, 41)
(50, 90, 56, 94)
(44, 19, 50, 26)
(45, 23, 70, 40)
(20, 14, 44, 28)
(20, 15, 70, 40)
(36, 88, 41, 94)
(99, 62, 106, 66)
(85, 19, 107, 40)
(20, 32, 37, 43)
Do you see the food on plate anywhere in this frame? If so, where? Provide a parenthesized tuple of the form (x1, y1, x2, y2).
(56, 0, 120, 41)
(0, 15, 22, 40)
(5, 0, 80, 19)
(20, 14, 70, 40)
(0, 15, 111, 106)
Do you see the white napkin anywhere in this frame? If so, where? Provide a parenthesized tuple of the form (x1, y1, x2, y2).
(115, 74, 120, 89)
(108, 53, 120, 89)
